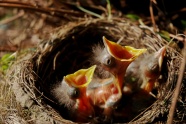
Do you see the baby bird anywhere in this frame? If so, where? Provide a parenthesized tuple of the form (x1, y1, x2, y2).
(87, 76, 121, 120)
(124, 46, 167, 94)
(111, 47, 166, 122)
(51, 65, 96, 122)
(92, 36, 147, 99)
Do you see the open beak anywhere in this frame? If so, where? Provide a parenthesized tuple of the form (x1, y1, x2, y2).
(156, 46, 166, 71)
(64, 66, 96, 121)
(102, 36, 147, 61)
(64, 65, 96, 88)
(102, 36, 147, 97)
(124, 46, 147, 61)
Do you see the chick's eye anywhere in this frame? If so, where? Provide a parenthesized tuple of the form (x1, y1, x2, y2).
(106, 58, 112, 65)
(103, 56, 114, 66)
(68, 87, 80, 98)
(148, 62, 158, 73)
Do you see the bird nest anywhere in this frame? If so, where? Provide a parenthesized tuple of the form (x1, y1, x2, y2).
(7, 17, 186, 124)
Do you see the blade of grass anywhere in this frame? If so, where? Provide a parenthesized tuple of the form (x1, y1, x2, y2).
(76, 2, 103, 19)
(106, 0, 112, 19)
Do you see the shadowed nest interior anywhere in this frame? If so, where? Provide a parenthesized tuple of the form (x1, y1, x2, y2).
(7, 18, 186, 124)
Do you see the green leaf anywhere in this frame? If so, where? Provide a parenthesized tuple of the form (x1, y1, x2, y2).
(158, 30, 171, 41)
(181, 20, 186, 29)
(0, 53, 15, 72)
(126, 14, 140, 21)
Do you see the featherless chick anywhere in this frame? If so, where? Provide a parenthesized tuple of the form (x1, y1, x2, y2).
(111, 47, 166, 122)
(89, 36, 146, 122)
(51, 65, 96, 122)
(124, 46, 166, 94)
(87, 75, 121, 122)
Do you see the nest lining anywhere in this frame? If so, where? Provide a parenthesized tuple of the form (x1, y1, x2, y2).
(7, 18, 185, 124)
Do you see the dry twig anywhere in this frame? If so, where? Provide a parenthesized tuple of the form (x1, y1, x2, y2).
(149, 0, 157, 32)
(0, 10, 24, 25)
(0, 1, 83, 18)
(167, 37, 186, 124)
(169, 34, 186, 43)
